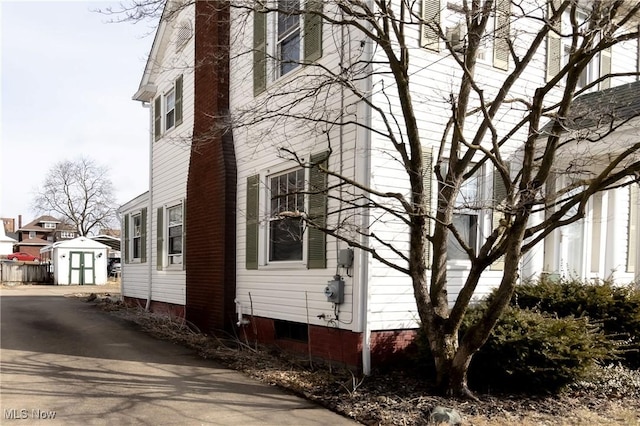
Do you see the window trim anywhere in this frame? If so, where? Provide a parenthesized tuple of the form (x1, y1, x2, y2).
(245, 152, 328, 270)
(267, 166, 306, 264)
(276, 0, 302, 78)
(165, 88, 176, 131)
(442, 162, 489, 265)
(253, 0, 323, 95)
(124, 208, 147, 265)
(166, 203, 184, 267)
(153, 75, 183, 140)
(132, 212, 143, 261)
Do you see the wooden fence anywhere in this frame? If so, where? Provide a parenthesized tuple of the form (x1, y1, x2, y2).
(0, 261, 51, 285)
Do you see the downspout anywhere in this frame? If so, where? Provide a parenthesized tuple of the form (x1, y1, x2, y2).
(358, 34, 374, 376)
(143, 101, 153, 312)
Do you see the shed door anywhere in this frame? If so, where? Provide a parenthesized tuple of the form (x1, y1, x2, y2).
(69, 251, 95, 285)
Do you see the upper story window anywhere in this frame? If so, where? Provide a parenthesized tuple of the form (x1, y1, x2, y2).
(420, 0, 510, 71)
(153, 75, 183, 141)
(43, 222, 56, 229)
(277, 0, 301, 77)
(60, 231, 75, 239)
(253, 0, 323, 95)
(546, 6, 611, 90)
(165, 88, 176, 131)
(29, 231, 36, 239)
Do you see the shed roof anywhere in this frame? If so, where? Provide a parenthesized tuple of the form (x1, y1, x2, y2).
(47, 237, 109, 251)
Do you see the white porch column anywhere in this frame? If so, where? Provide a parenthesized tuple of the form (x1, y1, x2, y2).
(634, 185, 639, 284)
(522, 209, 545, 281)
(605, 187, 629, 281)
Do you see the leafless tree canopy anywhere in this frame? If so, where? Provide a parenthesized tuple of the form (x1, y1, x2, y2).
(33, 157, 118, 236)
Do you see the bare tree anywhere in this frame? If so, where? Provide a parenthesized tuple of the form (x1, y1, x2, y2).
(109, 0, 640, 397)
(33, 157, 118, 236)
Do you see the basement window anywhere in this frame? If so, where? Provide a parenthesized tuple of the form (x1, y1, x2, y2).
(274, 319, 308, 342)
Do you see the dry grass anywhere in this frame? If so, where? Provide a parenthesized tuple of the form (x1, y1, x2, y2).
(91, 297, 640, 426)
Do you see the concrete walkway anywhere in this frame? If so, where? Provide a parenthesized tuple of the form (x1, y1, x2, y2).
(0, 285, 358, 425)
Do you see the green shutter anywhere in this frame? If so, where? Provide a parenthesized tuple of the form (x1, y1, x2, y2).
(421, 0, 440, 52)
(141, 208, 147, 263)
(493, 0, 510, 71)
(157, 207, 164, 270)
(491, 163, 510, 271)
(175, 75, 183, 126)
(423, 148, 433, 268)
(124, 213, 130, 264)
(307, 151, 329, 269)
(154, 96, 162, 141)
(304, 0, 323, 63)
(546, 1, 562, 82)
(246, 175, 260, 269)
(600, 47, 612, 90)
(253, 4, 267, 96)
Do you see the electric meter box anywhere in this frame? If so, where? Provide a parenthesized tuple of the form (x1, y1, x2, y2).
(337, 248, 354, 268)
(324, 278, 344, 304)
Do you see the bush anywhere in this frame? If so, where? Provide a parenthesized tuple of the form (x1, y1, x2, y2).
(465, 306, 614, 394)
(507, 278, 640, 369)
(568, 364, 640, 399)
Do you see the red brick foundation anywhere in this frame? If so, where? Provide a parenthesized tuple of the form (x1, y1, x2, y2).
(123, 296, 185, 320)
(240, 316, 418, 369)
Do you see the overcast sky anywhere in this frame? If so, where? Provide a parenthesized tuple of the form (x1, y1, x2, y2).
(1, 1, 157, 225)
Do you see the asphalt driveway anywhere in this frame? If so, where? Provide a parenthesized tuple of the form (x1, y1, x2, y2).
(0, 285, 357, 425)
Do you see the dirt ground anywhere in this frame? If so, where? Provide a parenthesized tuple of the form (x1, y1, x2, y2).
(88, 292, 639, 426)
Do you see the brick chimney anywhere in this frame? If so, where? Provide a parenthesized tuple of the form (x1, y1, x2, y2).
(185, 0, 237, 334)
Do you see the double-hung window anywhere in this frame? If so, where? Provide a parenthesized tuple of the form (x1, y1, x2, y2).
(447, 169, 482, 261)
(123, 208, 147, 264)
(245, 152, 328, 269)
(153, 75, 183, 140)
(420, 0, 510, 70)
(167, 204, 183, 265)
(165, 88, 176, 131)
(132, 213, 142, 260)
(269, 168, 306, 261)
(253, 0, 323, 95)
(277, 0, 301, 77)
(546, 6, 611, 89)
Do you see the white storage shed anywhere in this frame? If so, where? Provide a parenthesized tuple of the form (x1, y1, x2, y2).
(40, 237, 109, 285)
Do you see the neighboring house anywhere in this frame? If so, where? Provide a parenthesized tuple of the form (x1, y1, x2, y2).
(121, 0, 640, 371)
(14, 215, 79, 258)
(2, 217, 16, 234)
(0, 225, 17, 256)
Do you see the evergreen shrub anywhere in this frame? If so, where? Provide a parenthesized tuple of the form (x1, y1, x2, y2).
(506, 278, 640, 369)
(465, 305, 614, 394)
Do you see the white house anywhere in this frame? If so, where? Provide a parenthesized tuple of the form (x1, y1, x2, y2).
(121, 0, 640, 371)
(0, 225, 17, 256)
